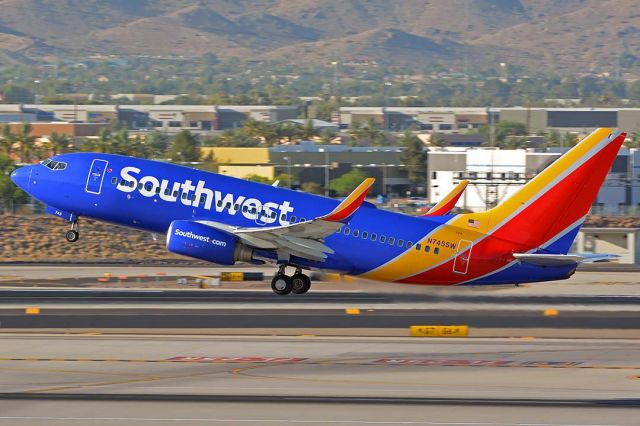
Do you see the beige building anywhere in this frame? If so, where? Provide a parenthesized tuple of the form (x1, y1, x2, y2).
(338, 107, 489, 132)
(201, 147, 275, 180)
(574, 228, 640, 264)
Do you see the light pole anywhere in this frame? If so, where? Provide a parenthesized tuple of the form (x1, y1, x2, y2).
(283, 156, 292, 188)
(319, 148, 330, 196)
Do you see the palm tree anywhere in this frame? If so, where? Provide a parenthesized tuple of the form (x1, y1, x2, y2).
(348, 118, 383, 146)
(16, 122, 36, 163)
(300, 119, 318, 141)
(49, 132, 70, 155)
(95, 128, 112, 153)
(243, 119, 278, 146)
(0, 124, 15, 157)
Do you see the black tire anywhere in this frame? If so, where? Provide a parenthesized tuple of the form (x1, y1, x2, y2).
(271, 274, 293, 295)
(291, 274, 311, 294)
(65, 230, 79, 243)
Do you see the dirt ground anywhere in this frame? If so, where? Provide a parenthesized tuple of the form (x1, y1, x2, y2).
(0, 213, 637, 263)
(0, 213, 183, 263)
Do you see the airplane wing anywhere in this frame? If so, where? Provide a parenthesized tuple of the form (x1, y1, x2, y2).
(422, 180, 468, 216)
(513, 253, 619, 267)
(197, 178, 375, 262)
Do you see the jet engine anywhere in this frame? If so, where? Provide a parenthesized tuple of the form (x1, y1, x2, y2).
(166, 220, 253, 265)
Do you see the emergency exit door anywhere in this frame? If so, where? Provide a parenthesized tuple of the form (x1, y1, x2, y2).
(85, 159, 109, 194)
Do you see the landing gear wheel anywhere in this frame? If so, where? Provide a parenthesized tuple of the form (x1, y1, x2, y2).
(271, 274, 293, 295)
(291, 274, 311, 294)
(65, 229, 79, 243)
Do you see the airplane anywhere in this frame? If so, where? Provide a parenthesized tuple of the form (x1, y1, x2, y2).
(422, 179, 468, 216)
(10, 127, 624, 295)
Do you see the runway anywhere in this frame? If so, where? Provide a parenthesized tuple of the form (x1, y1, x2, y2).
(0, 334, 638, 425)
(1, 267, 639, 424)
(1, 288, 640, 306)
(0, 307, 639, 331)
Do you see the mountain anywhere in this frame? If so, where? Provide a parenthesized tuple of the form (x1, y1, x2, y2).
(0, 0, 637, 75)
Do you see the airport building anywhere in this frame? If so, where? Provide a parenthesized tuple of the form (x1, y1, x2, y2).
(574, 227, 640, 264)
(338, 106, 640, 134)
(337, 107, 490, 132)
(428, 148, 640, 215)
(0, 104, 300, 135)
(202, 141, 410, 196)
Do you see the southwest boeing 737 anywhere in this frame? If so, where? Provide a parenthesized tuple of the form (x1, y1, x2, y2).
(10, 128, 624, 295)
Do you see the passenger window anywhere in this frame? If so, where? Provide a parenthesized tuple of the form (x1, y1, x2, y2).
(129, 181, 135, 188)
(344, 227, 351, 236)
(291, 216, 297, 223)
(371, 233, 377, 241)
(164, 188, 170, 195)
(398, 239, 404, 247)
(155, 187, 161, 194)
(425, 245, 431, 253)
(300, 217, 307, 222)
(217, 200, 223, 207)
(225, 203, 232, 210)
(271, 211, 276, 218)
(434, 247, 440, 255)
(191, 194, 196, 201)
(242, 206, 248, 212)
(172, 190, 178, 197)
(181, 193, 187, 200)
(138, 183, 143, 190)
(281, 214, 287, 221)
(407, 241, 413, 249)
(415, 243, 421, 251)
(111, 177, 117, 185)
(200, 196, 206, 203)
(388, 237, 395, 245)
(353, 230, 360, 237)
(380, 235, 386, 243)
(145, 184, 152, 191)
(362, 231, 368, 239)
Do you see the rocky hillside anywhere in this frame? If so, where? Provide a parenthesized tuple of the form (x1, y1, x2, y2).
(0, 0, 637, 74)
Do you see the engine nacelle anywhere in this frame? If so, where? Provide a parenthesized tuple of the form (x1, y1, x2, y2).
(166, 220, 253, 265)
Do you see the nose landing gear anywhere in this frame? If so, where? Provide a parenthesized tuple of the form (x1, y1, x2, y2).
(65, 221, 79, 242)
(270, 265, 311, 295)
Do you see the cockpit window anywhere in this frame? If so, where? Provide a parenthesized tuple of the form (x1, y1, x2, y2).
(41, 158, 67, 171)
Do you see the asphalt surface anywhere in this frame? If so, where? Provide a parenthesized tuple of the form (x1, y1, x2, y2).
(0, 308, 639, 329)
(0, 335, 638, 425)
(2, 288, 640, 306)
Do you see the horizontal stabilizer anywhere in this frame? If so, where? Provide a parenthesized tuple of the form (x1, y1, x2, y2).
(513, 253, 619, 266)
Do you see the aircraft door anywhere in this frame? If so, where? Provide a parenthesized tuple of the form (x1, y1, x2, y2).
(85, 159, 109, 195)
(453, 239, 473, 274)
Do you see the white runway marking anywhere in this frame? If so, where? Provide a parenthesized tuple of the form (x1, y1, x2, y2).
(0, 417, 625, 425)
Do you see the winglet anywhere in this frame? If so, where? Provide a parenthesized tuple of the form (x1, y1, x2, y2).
(321, 178, 375, 222)
(423, 180, 468, 216)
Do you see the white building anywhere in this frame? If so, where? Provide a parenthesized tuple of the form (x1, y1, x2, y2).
(428, 148, 639, 214)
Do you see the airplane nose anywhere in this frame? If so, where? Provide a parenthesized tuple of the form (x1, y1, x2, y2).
(10, 166, 31, 191)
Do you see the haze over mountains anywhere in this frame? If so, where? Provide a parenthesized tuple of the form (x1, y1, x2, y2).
(0, 0, 638, 75)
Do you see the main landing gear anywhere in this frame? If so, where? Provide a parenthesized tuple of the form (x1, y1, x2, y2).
(271, 265, 311, 295)
(65, 221, 79, 243)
